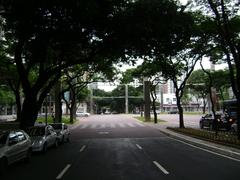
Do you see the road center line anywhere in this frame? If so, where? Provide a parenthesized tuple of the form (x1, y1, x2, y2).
(56, 164, 71, 179)
(136, 144, 143, 150)
(153, 161, 169, 175)
(79, 145, 86, 152)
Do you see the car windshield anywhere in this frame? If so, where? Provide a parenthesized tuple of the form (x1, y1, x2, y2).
(0, 132, 8, 146)
(26, 127, 45, 136)
(50, 124, 62, 130)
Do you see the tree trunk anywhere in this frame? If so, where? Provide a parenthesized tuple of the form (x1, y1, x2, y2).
(54, 81, 62, 123)
(69, 89, 76, 123)
(69, 106, 74, 123)
(15, 90, 22, 121)
(203, 98, 207, 114)
(144, 80, 151, 122)
(152, 99, 157, 124)
(19, 96, 39, 130)
(150, 87, 158, 124)
(176, 96, 184, 128)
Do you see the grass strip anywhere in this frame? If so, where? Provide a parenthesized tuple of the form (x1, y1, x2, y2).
(167, 127, 240, 149)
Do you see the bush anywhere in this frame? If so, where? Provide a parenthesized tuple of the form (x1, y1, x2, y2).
(167, 127, 240, 149)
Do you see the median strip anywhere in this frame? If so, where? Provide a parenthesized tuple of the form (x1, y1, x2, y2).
(56, 164, 71, 179)
(153, 161, 169, 175)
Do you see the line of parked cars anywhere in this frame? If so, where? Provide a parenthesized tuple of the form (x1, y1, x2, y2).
(0, 123, 70, 173)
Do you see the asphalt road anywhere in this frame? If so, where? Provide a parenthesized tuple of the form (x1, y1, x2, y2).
(1, 114, 240, 180)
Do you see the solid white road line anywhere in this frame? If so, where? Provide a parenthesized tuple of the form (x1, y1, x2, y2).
(79, 145, 86, 153)
(153, 161, 169, 175)
(127, 123, 135, 127)
(118, 123, 125, 128)
(135, 123, 145, 127)
(171, 138, 240, 162)
(56, 164, 71, 179)
(136, 144, 143, 150)
(90, 124, 97, 129)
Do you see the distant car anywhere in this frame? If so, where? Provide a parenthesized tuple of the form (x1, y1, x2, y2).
(76, 112, 90, 117)
(49, 123, 70, 143)
(199, 113, 233, 130)
(0, 130, 32, 172)
(168, 110, 178, 114)
(26, 125, 58, 153)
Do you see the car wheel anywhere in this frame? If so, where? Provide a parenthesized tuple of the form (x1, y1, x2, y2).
(42, 143, 47, 153)
(24, 149, 32, 163)
(200, 122, 203, 129)
(66, 136, 70, 142)
(0, 157, 8, 173)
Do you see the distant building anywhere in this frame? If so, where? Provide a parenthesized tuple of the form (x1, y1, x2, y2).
(156, 80, 204, 112)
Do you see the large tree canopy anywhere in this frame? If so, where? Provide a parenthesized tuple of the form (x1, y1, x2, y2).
(0, 0, 195, 129)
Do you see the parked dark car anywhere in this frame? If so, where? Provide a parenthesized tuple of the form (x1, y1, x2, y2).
(26, 125, 58, 153)
(49, 123, 70, 143)
(199, 112, 233, 130)
(0, 129, 32, 172)
(168, 110, 178, 114)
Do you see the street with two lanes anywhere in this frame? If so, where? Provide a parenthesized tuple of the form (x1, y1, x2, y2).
(1, 114, 240, 180)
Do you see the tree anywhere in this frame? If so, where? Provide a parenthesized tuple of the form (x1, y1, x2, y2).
(164, 50, 201, 128)
(61, 64, 117, 122)
(193, 0, 240, 138)
(129, 63, 166, 123)
(187, 69, 209, 114)
(0, 0, 197, 129)
(0, 0, 128, 128)
(211, 69, 231, 102)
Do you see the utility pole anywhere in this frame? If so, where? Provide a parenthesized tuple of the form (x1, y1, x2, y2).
(90, 87, 94, 114)
(125, 84, 129, 114)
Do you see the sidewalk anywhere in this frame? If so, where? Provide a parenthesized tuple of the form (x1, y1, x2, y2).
(144, 122, 240, 161)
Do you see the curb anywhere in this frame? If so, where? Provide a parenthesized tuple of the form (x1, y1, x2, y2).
(159, 128, 240, 161)
(142, 122, 240, 161)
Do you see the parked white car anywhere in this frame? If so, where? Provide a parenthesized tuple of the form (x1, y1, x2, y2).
(26, 125, 58, 153)
(0, 130, 32, 172)
(49, 123, 70, 143)
(76, 112, 90, 117)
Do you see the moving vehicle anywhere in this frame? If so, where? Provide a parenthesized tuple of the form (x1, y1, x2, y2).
(49, 123, 70, 143)
(0, 130, 32, 172)
(26, 125, 58, 153)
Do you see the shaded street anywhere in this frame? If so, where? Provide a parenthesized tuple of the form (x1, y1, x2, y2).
(1, 115, 240, 180)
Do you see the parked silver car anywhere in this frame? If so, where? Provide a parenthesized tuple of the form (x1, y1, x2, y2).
(0, 130, 32, 172)
(49, 123, 70, 143)
(76, 112, 90, 117)
(26, 125, 58, 153)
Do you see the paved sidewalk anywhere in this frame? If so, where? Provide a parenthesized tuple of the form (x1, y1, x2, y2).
(144, 122, 240, 161)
